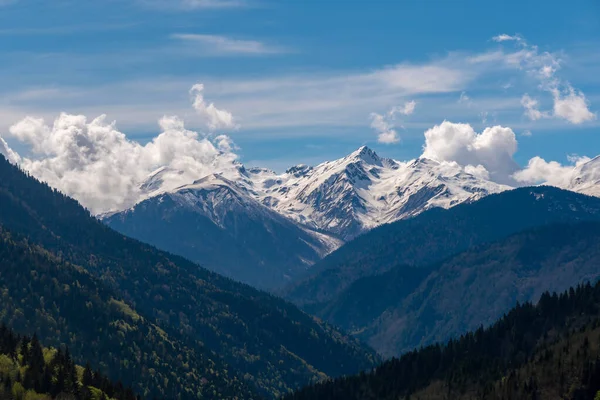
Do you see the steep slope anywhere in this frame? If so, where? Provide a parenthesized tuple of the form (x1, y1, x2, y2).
(105, 174, 340, 289)
(568, 156, 600, 197)
(362, 222, 600, 356)
(286, 186, 600, 306)
(285, 282, 600, 400)
(257, 146, 508, 241)
(0, 155, 378, 398)
(0, 323, 143, 400)
(103, 146, 506, 290)
(0, 227, 250, 399)
(303, 264, 433, 335)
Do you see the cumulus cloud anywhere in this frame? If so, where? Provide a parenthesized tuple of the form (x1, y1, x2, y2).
(464, 164, 490, 180)
(552, 88, 596, 124)
(493, 34, 595, 125)
(1, 84, 241, 214)
(513, 155, 591, 187)
(214, 134, 237, 152)
(421, 121, 519, 185)
(190, 83, 239, 131)
(416, 120, 598, 191)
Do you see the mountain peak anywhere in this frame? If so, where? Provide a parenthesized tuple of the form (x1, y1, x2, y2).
(348, 146, 382, 165)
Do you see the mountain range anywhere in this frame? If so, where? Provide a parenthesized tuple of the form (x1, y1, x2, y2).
(4, 146, 600, 399)
(286, 186, 600, 306)
(288, 187, 600, 357)
(104, 146, 510, 289)
(0, 154, 378, 399)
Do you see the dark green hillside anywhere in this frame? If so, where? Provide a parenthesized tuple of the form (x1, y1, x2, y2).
(0, 227, 250, 399)
(0, 155, 377, 398)
(0, 323, 142, 400)
(308, 222, 600, 357)
(285, 281, 600, 400)
(287, 186, 600, 306)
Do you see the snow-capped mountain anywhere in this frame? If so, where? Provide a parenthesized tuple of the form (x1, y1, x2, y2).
(251, 146, 511, 240)
(104, 146, 512, 288)
(105, 173, 341, 289)
(568, 156, 600, 198)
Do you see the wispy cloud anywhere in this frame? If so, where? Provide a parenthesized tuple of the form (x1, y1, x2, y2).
(1, 38, 598, 140)
(139, 0, 245, 10)
(0, 55, 473, 136)
(485, 34, 596, 125)
(0, 22, 138, 36)
(171, 34, 286, 55)
(492, 34, 522, 43)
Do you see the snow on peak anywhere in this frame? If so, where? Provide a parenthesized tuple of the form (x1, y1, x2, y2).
(130, 147, 512, 241)
(568, 156, 600, 197)
(348, 146, 382, 165)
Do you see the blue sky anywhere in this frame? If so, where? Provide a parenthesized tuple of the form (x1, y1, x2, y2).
(1, 0, 600, 171)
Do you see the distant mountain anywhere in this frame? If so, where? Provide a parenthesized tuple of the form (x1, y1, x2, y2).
(105, 146, 507, 288)
(256, 146, 509, 241)
(568, 155, 600, 197)
(0, 155, 378, 399)
(330, 222, 600, 357)
(105, 173, 341, 289)
(286, 281, 600, 400)
(285, 186, 600, 306)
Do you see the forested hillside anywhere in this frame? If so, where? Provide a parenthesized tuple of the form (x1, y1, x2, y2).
(0, 323, 140, 400)
(309, 222, 600, 357)
(0, 227, 251, 399)
(286, 187, 600, 306)
(285, 281, 600, 400)
(0, 155, 377, 398)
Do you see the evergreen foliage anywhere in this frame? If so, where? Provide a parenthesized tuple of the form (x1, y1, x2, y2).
(0, 155, 377, 398)
(0, 323, 139, 400)
(286, 281, 600, 400)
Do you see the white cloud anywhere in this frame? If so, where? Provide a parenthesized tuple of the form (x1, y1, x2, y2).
(190, 83, 239, 131)
(493, 34, 595, 125)
(391, 100, 416, 116)
(464, 164, 490, 180)
(521, 129, 532, 137)
(513, 155, 590, 187)
(214, 134, 237, 152)
(171, 34, 285, 55)
(370, 101, 416, 144)
(1, 87, 241, 214)
(492, 34, 522, 42)
(422, 121, 519, 184)
(370, 112, 399, 144)
(458, 91, 470, 104)
(0, 49, 483, 137)
(521, 94, 548, 121)
(139, 0, 244, 10)
(552, 88, 596, 124)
